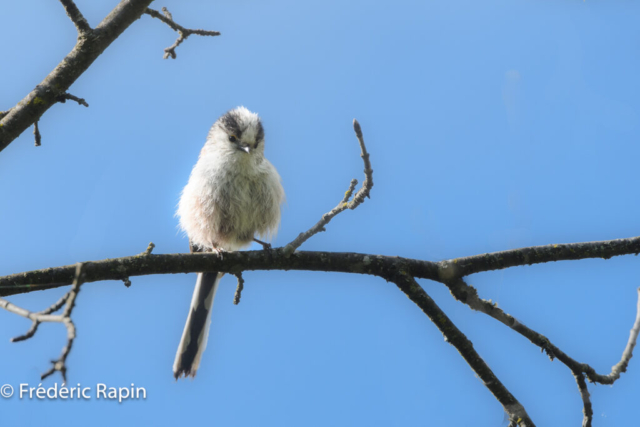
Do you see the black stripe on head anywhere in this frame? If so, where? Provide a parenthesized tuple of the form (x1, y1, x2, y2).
(219, 110, 243, 138)
(256, 121, 265, 144)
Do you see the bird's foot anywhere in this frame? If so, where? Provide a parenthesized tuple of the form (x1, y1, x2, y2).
(212, 247, 226, 259)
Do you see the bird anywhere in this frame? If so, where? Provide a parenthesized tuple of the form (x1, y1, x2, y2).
(173, 106, 285, 379)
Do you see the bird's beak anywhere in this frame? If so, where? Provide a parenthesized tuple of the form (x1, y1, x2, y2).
(241, 146, 251, 154)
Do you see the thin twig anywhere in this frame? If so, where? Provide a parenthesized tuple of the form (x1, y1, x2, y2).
(600, 286, 640, 382)
(11, 292, 71, 342)
(42, 263, 85, 382)
(56, 93, 89, 107)
(284, 119, 373, 255)
(11, 320, 41, 342)
(40, 292, 71, 315)
(144, 7, 221, 59)
(233, 272, 245, 305)
(443, 278, 640, 385)
(30, 94, 88, 147)
(58, 0, 92, 35)
(140, 242, 155, 255)
(33, 121, 41, 146)
(0, 263, 85, 382)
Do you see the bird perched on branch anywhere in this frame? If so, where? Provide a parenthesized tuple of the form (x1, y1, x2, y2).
(174, 107, 285, 379)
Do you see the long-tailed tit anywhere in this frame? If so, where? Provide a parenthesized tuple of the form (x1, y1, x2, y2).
(173, 107, 285, 379)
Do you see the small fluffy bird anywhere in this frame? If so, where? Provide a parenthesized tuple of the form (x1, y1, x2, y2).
(174, 107, 285, 379)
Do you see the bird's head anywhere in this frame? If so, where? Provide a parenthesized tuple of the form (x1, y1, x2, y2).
(206, 106, 265, 159)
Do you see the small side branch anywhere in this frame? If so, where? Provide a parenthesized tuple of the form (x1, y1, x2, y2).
(233, 272, 245, 305)
(444, 278, 640, 385)
(0, 263, 86, 382)
(389, 273, 535, 426)
(284, 119, 374, 255)
(441, 236, 640, 279)
(32, 93, 89, 147)
(56, 93, 89, 107)
(11, 292, 69, 342)
(144, 7, 221, 59)
(140, 242, 155, 256)
(58, 0, 92, 35)
(574, 373, 593, 427)
(598, 286, 640, 383)
(33, 121, 41, 147)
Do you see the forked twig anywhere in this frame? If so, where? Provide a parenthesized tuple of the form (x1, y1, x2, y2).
(284, 119, 373, 255)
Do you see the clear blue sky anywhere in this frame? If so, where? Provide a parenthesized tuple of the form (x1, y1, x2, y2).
(1, 0, 639, 425)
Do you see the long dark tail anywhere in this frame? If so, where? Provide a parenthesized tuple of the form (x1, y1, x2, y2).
(173, 272, 222, 379)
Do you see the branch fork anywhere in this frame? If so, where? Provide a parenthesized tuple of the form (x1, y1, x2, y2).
(0, 263, 86, 382)
(144, 7, 221, 59)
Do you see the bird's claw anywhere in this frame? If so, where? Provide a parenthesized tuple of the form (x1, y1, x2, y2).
(212, 247, 226, 260)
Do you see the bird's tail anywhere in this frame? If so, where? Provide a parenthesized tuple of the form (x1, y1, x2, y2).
(173, 272, 222, 379)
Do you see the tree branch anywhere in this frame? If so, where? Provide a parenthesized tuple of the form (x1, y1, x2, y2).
(56, 93, 89, 107)
(3, 235, 640, 298)
(144, 7, 221, 59)
(1, 2, 222, 153)
(388, 273, 535, 426)
(284, 119, 373, 255)
(574, 373, 593, 427)
(602, 287, 640, 382)
(33, 120, 41, 146)
(232, 272, 245, 305)
(58, 0, 92, 34)
(0, 250, 428, 297)
(0, 0, 156, 153)
(0, 263, 85, 381)
(31, 92, 89, 147)
(438, 237, 640, 280)
(442, 278, 640, 385)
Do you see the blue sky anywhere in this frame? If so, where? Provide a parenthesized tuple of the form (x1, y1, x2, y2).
(1, 0, 640, 425)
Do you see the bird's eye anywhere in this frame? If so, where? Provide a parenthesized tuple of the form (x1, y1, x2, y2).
(228, 135, 238, 143)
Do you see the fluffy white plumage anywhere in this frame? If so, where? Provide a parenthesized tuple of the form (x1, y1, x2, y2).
(178, 106, 284, 251)
(173, 107, 285, 379)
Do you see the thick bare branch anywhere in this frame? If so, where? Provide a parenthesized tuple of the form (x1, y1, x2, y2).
(284, 119, 373, 255)
(0, 0, 155, 153)
(144, 7, 221, 59)
(388, 273, 535, 426)
(438, 236, 640, 280)
(0, 250, 429, 297)
(58, 0, 92, 34)
(3, 235, 640, 297)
